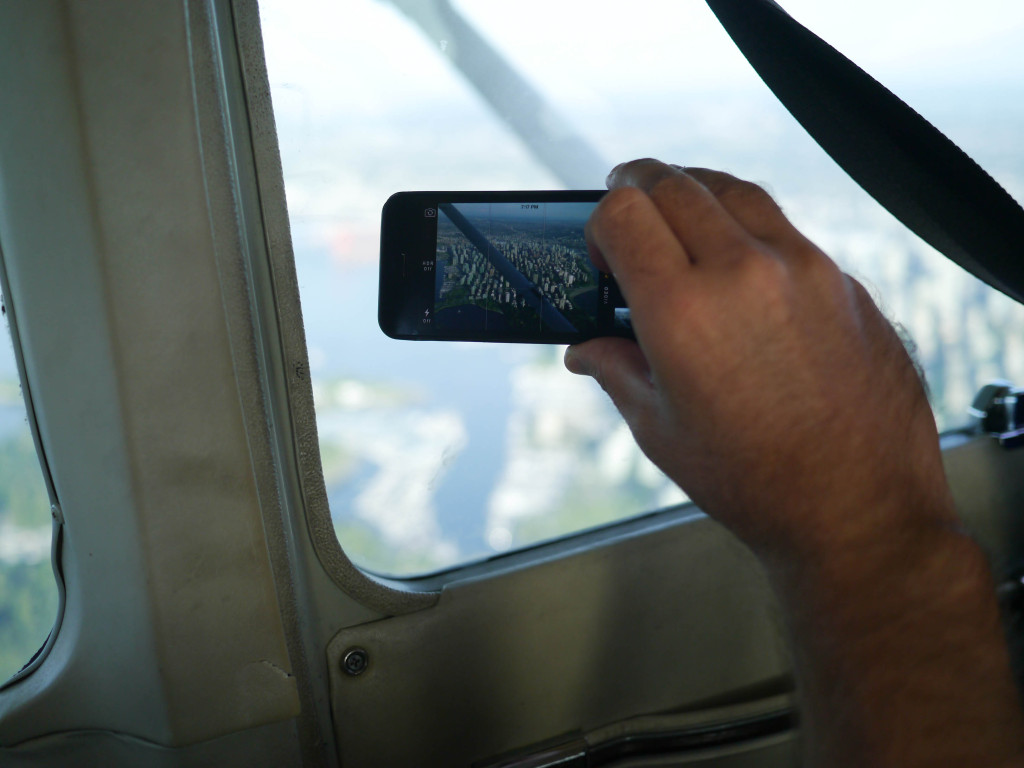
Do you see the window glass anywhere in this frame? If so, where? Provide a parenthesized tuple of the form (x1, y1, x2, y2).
(0, 291, 57, 681)
(258, 0, 1024, 576)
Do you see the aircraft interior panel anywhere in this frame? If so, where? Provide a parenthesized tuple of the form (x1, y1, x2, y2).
(0, 1, 1022, 767)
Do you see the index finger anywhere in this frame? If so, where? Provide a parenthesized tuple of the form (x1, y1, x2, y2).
(585, 184, 692, 317)
(681, 167, 820, 252)
(607, 159, 761, 268)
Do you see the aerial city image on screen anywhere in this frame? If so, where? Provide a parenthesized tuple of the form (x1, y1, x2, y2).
(433, 201, 600, 335)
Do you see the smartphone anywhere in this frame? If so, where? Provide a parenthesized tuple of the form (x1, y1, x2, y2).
(378, 190, 632, 344)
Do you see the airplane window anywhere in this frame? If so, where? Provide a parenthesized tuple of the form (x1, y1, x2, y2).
(0, 291, 57, 682)
(258, 0, 1024, 576)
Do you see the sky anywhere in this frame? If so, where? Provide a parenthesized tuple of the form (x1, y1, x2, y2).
(456, 0, 1024, 92)
(258, 0, 1024, 115)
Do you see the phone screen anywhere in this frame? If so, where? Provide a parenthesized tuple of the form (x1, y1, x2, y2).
(378, 191, 631, 344)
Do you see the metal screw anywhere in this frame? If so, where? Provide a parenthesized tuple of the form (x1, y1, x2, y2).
(342, 647, 369, 676)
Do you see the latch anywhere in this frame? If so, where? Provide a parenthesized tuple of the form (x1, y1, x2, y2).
(970, 381, 1024, 449)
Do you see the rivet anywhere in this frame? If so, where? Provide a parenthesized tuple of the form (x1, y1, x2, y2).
(342, 647, 369, 676)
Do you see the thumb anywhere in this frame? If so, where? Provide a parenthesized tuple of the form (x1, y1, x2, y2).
(564, 338, 658, 425)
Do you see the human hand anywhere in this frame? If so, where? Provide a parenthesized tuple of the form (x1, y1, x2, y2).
(565, 159, 957, 562)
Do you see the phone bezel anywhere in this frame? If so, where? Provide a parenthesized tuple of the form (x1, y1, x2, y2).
(378, 190, 627, 344)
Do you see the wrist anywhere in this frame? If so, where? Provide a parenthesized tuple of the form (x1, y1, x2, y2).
(745, 452, 962, 582)
(764, 514, 989, 623)
(763, 515, 1024, 768)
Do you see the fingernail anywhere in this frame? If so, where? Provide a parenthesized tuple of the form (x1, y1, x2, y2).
(605, 162, 625, 188)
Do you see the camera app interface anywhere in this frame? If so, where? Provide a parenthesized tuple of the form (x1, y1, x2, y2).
(433, 201, 601, 335)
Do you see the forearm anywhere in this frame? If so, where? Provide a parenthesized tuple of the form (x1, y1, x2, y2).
(764, 518, 1024, 768)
